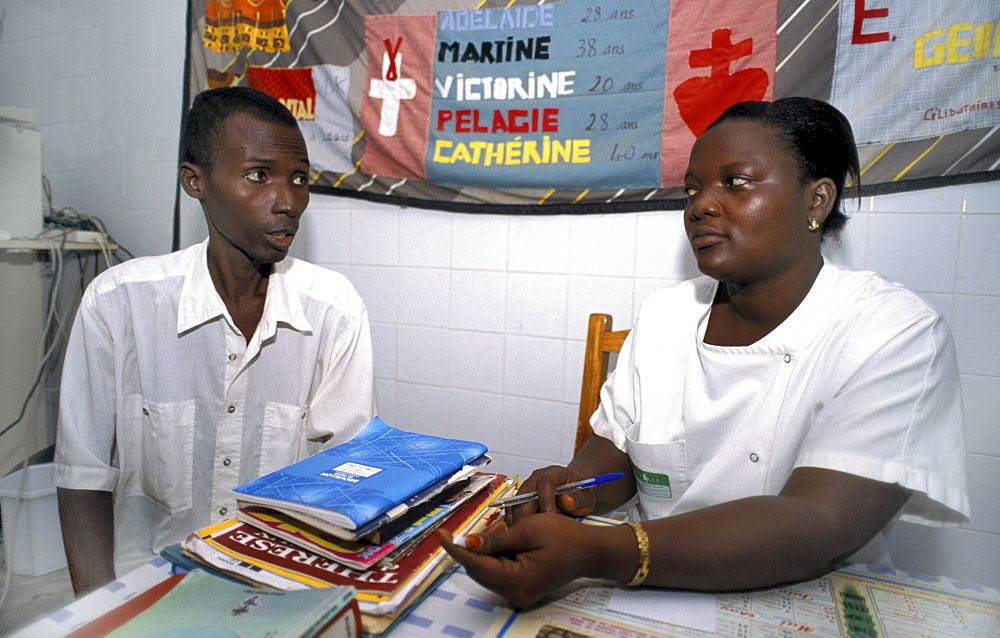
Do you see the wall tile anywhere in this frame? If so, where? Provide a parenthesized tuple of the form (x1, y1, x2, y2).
(503, 335, 566, 401)
(451, 213, 509, 270)
(107, 17, 153, 74)
(502, 396, 567, 465)
(508, 214, 570, 273)
(887, 523, 1000, 589)
(865, 213, 960, 293)
(398, 267, 449, 328)
(448, 389, 503, 451)
(487, 452, 545, 483)
(350, 206, 399, 265)
(397, 325, 449, 386)
(560, 402, 582, 464)
(964, 182, 999, 214)
(399, 209, 452, 268)
(373, 379, 397, 426)
(505, 272, 568, 338)
(965, 454, 1000, 535)
(449, 331, 504, 393)
(823, 211, 869, 270)
(370, 322, 398, 380)
(961, 375, 1000, 457)
(951, 295, 1000, 377)
(568, 213, 636, 277)
(350, 265, 398, 324)
(151, 9, 187, 65)
(871, 187, 965, 214)
(956, 215, 1000, 295)
(634, 210, 699, 280)
(450, 270, 506, 332)
(295, 206, 351, 265)
(395, 382, 448, 438)
(563, 338, 585, 406)
(566, 275, 635, 342)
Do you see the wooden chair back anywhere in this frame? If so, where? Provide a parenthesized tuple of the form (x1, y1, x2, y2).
(575, 313, 630, 454)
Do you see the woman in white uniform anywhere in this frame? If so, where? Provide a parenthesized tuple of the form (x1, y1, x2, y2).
(440, 98, 969, 608)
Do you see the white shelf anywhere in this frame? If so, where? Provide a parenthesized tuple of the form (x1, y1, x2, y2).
(1, 239, 117, 251)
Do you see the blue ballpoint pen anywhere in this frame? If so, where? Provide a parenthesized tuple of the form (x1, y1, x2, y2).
(487, 473, 625, 508)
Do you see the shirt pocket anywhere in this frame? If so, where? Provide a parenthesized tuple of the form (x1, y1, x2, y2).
(122, 396, 195, 514)
(625, 425, 689, 520)
(259, 401, 308, 476)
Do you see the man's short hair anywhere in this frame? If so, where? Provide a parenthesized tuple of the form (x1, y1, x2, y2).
(181, 86, 299, 172)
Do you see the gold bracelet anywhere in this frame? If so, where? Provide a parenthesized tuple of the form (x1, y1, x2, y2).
(625, 522, 650, 587)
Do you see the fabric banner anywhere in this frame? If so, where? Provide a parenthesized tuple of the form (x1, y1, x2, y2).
(184, 0, 1000, 214)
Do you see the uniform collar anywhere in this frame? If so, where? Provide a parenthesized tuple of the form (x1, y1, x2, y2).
(176, 238, 312, 337)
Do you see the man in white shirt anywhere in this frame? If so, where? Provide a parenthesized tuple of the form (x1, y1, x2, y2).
(53, 87, 377, 595)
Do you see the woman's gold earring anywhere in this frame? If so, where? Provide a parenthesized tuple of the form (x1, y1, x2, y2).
(808, 219, 820, 232)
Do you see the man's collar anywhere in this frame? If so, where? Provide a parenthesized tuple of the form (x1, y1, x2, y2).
(176, 239, 312, 336)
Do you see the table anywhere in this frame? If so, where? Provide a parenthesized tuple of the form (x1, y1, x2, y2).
(15, 558, 1000, 637)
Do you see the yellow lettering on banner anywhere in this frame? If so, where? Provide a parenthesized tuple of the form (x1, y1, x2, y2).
(947, 23, 972, 63)
(915, 21, 1000, 68)
(504, 137, 523, 164)
(432, 140, 453, 163)
(454, 142, 474, 164)
(432, 138, 592, 166)
(915, 28, 945, 68)
(974, 23, 994, 58)
(552, 139, 571, 164)
(278, 97, 315, 120)
(485, 143, 504, 166)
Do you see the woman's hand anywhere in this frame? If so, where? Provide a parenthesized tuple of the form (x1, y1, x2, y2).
(508, 436, 637, 525)
(509, 465, 594, 524)
(438, 514, 634, 608)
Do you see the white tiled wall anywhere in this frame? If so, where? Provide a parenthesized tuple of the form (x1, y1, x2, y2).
(1, 0, 996, 589)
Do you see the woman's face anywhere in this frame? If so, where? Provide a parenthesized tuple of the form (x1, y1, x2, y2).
(682, 119, 824, 286)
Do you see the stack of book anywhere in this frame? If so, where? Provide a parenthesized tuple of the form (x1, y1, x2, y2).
(164, 417, 516, 636)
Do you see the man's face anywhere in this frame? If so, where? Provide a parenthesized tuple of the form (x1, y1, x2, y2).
(187, 112, 310, 265)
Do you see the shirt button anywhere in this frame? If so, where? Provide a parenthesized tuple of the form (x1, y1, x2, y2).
(227, 405, 236, 413)
(222, 457, 232, 466)
(783, 354, 792, 363)
(219, 507, 228, 516)
(142, 408, 149, 416)
(228, 353, 237, 361)
(750, 453, 759, 463)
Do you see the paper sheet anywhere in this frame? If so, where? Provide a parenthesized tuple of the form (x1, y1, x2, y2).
(607, 587, 717, 633)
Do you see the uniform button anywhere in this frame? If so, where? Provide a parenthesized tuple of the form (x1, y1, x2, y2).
(228, 353, 237, 361)
(222, 457, 232, 466)
(783, 354, 792, 363)
(219, 507, 228, 516)
(227, 405, 236, 413)
(142, 408, 149, 416)
(750, 453, 759, 462)
(301, 412, 307, 420)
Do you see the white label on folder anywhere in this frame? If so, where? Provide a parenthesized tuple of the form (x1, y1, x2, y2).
(321, 462, 383, 483)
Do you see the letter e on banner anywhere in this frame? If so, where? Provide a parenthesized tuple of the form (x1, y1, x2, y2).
(361, 14, 437, 181)
(660, 0, 777, 185)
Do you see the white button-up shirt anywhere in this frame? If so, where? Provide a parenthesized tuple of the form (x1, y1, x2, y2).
(592, 261, 969, 551)
(54, 239, 376, 574)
